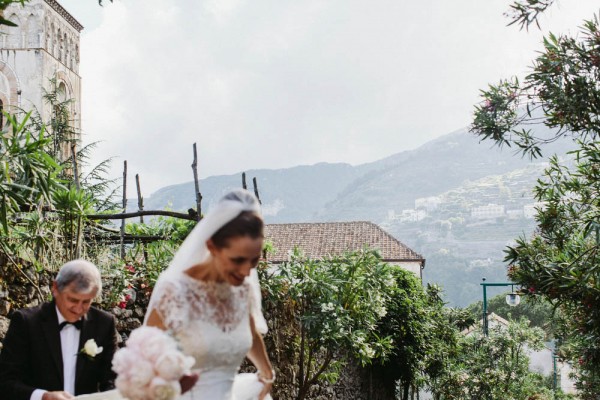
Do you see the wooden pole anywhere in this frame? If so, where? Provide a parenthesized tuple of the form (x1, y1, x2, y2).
(252, 177, 262, 205)
(70, 143, 80, 191)
(70, 144, 81, 258)
(135, 173, 147, 262)
(135, 174, 144, 224)
(191, 143, 202, 221)
(242, 172, 247, 189)
(120, 161, 127, 260)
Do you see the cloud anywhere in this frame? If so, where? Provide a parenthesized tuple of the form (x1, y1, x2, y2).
(76, 0, 600, 195)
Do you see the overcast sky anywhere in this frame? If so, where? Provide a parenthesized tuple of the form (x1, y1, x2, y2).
(58, 0, 599, 196)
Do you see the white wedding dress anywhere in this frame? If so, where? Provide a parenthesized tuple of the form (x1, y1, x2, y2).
(150, 273, 270, 400)
(79, 272, 271, 400)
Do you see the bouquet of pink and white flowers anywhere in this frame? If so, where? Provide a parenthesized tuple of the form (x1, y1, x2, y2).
(112, 326, 195, 400)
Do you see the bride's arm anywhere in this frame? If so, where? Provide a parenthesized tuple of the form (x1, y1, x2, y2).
(144, 308, 167, 330)
(247, 316, 274, 399)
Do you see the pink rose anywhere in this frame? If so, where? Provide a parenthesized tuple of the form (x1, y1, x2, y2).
(115, 376, 147, 400)
(112, 348, 137, 376)
(155, 351, 195, 381)
(127, 327, 177, 362)
(122, 357, 154, 388)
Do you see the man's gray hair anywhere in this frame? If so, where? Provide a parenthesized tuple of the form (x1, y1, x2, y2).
(55, 259, 102, 295)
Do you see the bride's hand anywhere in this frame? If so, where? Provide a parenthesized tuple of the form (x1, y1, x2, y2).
(180, 372, 199, 394)
(258, 381, 272, 400)
(257, 368, 275, 399)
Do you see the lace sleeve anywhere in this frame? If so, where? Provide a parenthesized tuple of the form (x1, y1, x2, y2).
(147, 277, 188, 333)
(249, 269, 268, 334)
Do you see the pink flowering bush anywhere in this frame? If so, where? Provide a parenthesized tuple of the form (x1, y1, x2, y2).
(112, 326, 195, 400)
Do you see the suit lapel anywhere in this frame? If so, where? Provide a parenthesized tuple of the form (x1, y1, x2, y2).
(40, 302, 64, 386)
(75, 311, 93, 394)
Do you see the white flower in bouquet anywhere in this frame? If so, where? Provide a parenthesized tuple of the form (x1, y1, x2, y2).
(129, 358, 155, 387)
(112, 348, 154, 386)
(155, 351, 195, 381)
(149, 377, 181, 400)
(115, 376, 147, 400)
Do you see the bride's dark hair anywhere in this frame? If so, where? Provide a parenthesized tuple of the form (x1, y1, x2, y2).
(210, 211, 263, 248)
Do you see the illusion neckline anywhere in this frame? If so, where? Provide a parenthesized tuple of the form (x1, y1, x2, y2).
(181, 272, 248, 289)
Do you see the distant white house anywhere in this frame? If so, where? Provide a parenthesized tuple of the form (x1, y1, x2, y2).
(415, 196, 441, 212)
(471, 204, 505, 219)
(388, 209, 427, 222)
(506, 209, 524, 219)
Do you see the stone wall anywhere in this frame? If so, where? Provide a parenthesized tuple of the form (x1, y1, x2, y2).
(0, 260, 52, 351)
(0, 265, 395, 400)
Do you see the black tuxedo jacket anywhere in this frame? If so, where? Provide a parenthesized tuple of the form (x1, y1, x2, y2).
(0, 301, 118, 400)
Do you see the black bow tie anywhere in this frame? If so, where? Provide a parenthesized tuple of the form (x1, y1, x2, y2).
(59, 319, 83, 330)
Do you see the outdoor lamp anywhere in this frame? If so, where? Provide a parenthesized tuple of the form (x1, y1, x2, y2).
(482, 279, 521, 335)
(506, 292, 521, 307)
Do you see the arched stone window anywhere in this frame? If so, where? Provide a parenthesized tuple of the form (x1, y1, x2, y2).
(27, 13, 38, 48)
(7, 13, 20, 47)
(54, 80, 70, 160)
(57, 81, 67, 103)
(62, 33, 68, 64)
(50, 22, 56, 56)
(57, 27, 62, 60)
(44, 18, 50, 50)
(0, 62, 20, 112)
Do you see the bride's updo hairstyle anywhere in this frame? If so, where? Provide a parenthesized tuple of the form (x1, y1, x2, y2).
(210, 210, 264, 248)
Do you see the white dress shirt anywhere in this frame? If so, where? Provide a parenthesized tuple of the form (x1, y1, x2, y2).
(30, 308, 81, 400)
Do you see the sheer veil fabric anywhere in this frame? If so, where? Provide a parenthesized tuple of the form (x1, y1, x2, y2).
(144, 189, 268, 334)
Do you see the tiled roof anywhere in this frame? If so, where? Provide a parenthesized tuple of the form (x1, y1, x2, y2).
(264, 221, 424, 264)
(461, 312, 510, 336)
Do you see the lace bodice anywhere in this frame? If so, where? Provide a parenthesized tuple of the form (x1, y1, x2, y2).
(150, 274, 256, 375)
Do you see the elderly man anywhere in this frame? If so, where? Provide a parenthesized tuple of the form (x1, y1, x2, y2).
(0, 260, 118, 400)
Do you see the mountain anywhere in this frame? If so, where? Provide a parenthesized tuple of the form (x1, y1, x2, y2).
(132, 128, 576, 306)
(138, 162, 363, 222)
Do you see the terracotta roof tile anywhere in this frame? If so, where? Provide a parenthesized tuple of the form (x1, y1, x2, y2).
(264, 221, 424, 264)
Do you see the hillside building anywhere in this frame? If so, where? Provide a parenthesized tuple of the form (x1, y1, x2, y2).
(471, 203, 505, 220)
(415, 196, 441, 212)
(387, 208, 427, 222)
(0, 0, 82, 159)
(506, 208, 524, 219)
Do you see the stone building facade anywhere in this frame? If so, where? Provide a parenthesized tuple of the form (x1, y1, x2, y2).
(0, 0, 82, 158)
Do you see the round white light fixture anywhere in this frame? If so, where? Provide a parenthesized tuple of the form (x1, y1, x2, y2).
(506, 292, 521, 307)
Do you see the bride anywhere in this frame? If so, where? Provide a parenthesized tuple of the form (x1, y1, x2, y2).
(143, 188, 274, 400)
(87, 189, 275, 400)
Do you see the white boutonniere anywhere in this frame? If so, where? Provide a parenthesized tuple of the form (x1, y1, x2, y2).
(80, 339, 103, 359)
